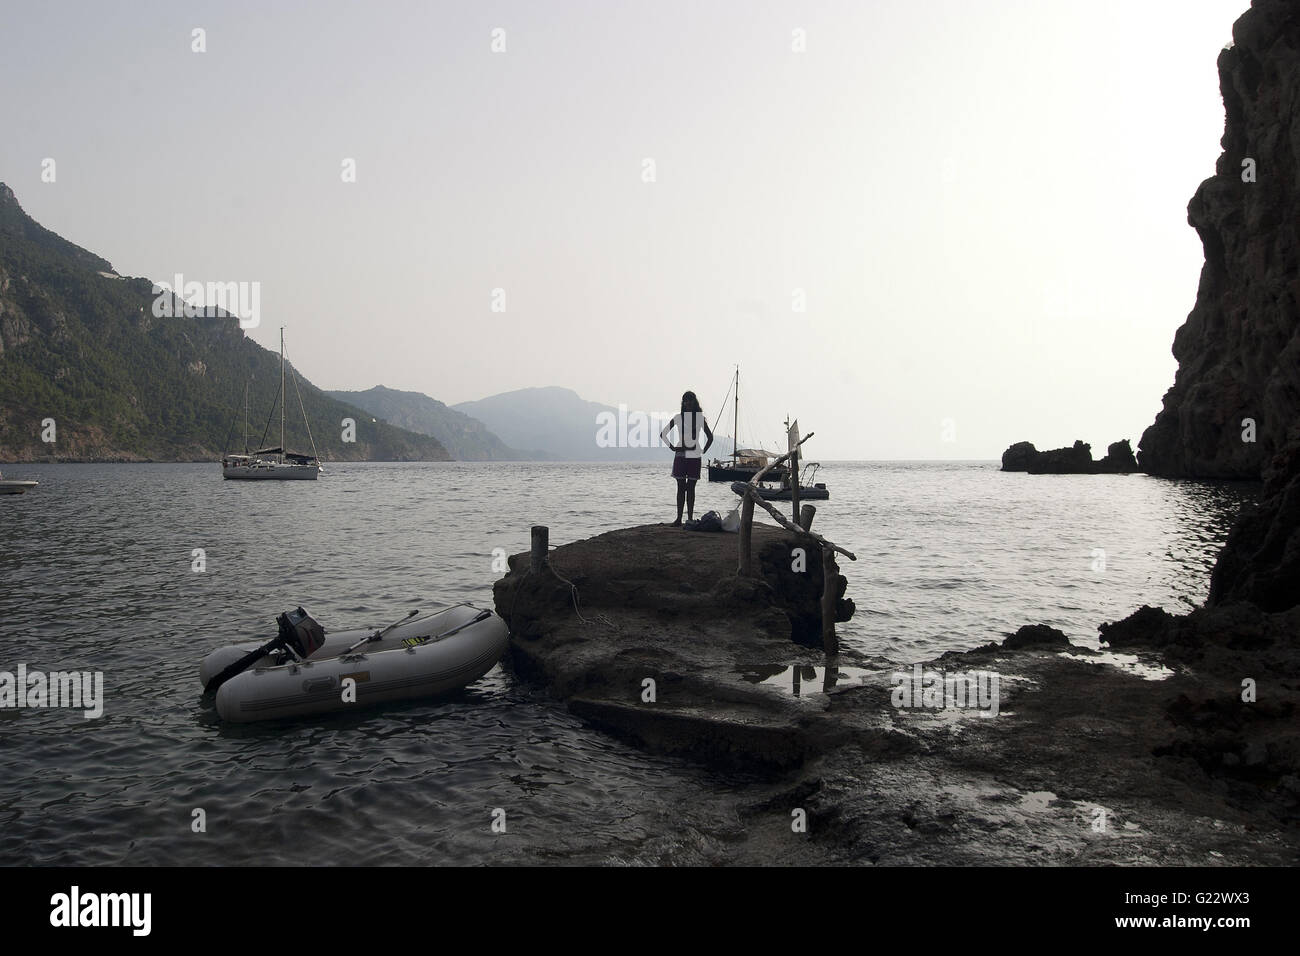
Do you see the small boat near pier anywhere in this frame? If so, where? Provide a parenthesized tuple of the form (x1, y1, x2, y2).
(200, 603, 508, 722)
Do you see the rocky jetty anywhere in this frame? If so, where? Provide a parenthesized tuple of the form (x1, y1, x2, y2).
(1000, 439, 1138, 474)
(1138, 0, 1300, 479)
(493, 524, 1298, 862)
(493, 523, 856, 770)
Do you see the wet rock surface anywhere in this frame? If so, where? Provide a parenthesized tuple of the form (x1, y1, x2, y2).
(494, 524, 1299, 864)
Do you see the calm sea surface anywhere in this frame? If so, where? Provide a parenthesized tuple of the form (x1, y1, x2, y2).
(0, 461, 1254, 864)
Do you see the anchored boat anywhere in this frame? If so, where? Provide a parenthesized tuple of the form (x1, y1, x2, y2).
(757, 482, 829, 501)
(755, 460, 830, 501)
(222, 328, 322, 480)
(706, 367, 789, 483)
(0, 472, 38, 495)
(200, 603, 508, 722)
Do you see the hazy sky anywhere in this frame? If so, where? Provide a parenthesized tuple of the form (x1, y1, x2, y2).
(1, 0, 1245, 459)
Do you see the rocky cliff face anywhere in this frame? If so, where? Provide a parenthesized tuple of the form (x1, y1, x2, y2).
(1139, 0, 1300, 478)
(1209, 438, 1300, 610)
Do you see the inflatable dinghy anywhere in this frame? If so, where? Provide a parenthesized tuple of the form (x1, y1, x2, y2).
(199, 603, 508, 723)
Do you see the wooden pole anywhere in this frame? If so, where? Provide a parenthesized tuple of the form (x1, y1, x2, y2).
(737, 495, 755, 575)
(530, 525, 549, 573)
(821, 545, 839, 656)
(800, 504, 816, 531)
(790, 448, 801, 524)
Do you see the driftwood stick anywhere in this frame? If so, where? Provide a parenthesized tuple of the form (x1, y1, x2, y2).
(730, 482, 857, 561)
(750, 432, 814, 485)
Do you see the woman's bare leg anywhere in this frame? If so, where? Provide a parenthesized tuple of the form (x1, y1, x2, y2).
(685, 478, 696, 520)
(673, 478, 686, 525)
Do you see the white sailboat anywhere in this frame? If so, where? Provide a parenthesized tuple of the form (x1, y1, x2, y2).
(222, 329, 322, 480)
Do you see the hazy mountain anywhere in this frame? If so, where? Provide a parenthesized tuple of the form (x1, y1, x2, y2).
(0, 183, 449, 462)
(326, 385, 533, 460)
(451, 386, 732, 462)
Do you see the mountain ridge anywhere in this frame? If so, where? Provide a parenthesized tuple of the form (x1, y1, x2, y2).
(0, 183, 450, 463)
(452, 386, 720, 463)
(325, 384, 539, 461)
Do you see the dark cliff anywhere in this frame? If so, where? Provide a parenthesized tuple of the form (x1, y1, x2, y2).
(1139, 0, 1300, 478)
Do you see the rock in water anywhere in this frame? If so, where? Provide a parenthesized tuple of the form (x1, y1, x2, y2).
(1100, 439, 1138, 473)
(1000, 441, 1039, 472)
(999, 439, 1137, 474)
(1138, 0, 1300, 478)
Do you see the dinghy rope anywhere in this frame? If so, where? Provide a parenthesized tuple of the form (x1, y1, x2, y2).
(506, 550, 616, 633)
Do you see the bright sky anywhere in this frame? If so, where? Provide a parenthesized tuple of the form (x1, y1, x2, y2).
(0, 0, 1245, 458)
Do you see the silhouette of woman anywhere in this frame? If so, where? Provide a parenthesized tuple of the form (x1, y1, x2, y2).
(660, 390, 713, 526)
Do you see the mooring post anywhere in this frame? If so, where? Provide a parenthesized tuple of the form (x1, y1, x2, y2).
(799, 504, 816, 531)
(530, 525, 549, 573)
(821, 545, 838, 656)
(738, 494, 755, 575)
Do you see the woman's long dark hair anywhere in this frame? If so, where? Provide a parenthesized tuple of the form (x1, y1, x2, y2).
(681, 391, 702, 414)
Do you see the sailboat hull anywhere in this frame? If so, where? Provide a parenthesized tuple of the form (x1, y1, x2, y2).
(707, 463, 788, 483)
(223, 462, 320, 480)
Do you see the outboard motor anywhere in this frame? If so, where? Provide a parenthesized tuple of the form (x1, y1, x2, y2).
(276, 606, 326, 659)
(204, 606, 327, 694)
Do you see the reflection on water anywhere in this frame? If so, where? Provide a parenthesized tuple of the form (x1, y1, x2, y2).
(0, 461, 1254, 864)
(739, 664, 874, 695)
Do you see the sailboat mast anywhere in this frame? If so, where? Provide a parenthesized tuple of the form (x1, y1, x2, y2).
(243, 382, 249, 454)
(280, 327, 286, 464)
(733, 365, 739, 465)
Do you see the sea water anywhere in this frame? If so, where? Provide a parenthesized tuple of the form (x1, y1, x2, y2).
(0, 461, 1252, 864)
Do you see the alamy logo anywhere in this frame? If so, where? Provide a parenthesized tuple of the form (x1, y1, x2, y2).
(151, 273, 261, 329)
(50, 886, 151, 936)
(0, 664, 103, 718)
(594, 405, 675, 449)
(890, 664, 1000, 717)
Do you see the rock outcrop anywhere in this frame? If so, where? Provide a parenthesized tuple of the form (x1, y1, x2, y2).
(1000, 439, 1138, 474)
(1138, 0, 1300, 478)
(1099, 600, 1300, 803)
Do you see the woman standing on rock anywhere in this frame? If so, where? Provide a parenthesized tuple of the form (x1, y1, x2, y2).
(660, 390, 713, 526)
